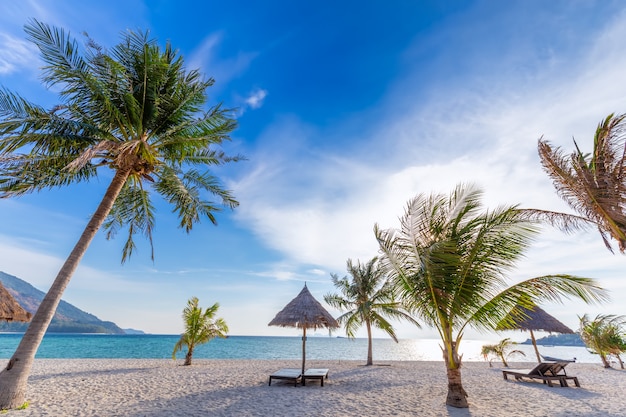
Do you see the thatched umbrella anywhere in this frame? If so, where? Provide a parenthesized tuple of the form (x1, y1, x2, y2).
(269, 284, 339, 376)
(497, 304, 573, 362)
(0, 282, 31, 322)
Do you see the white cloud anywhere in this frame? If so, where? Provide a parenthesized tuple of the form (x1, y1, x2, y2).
(244, 88, 267, 109)
(231, 6, 626, 327)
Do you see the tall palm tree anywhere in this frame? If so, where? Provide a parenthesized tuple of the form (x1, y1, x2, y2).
(324, 257, 419, 366)
(0, 21, 240, 409)
(172, 297, 228, 366)
(538, 113, 626, 253)
(375, 184, 608, 408)
(579, 314, 626, 368)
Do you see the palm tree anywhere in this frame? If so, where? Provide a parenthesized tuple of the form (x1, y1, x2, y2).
(538, 113, 626, 253)
(324, 257, 419, 366)
(606, 329, 626, 369)
(579, 314, 626, 368)
(375, 184, 608, 408)
(173, 297, 228, 366)
(0, 21, 240, 409)
(480, 338, 525, 367)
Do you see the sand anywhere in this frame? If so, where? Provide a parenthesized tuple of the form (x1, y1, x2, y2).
(4, 359, 625, 416)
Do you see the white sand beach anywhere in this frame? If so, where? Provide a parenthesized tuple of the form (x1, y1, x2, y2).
(5, 359, 625, 416)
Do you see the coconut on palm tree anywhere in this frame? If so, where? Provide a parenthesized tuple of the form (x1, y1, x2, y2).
(173, 297, 228, 366)
(0, 21, 240, 409)
(375, 184, 608, 408)
(324, 257, 419, 366)
(538, 113, 626, 253)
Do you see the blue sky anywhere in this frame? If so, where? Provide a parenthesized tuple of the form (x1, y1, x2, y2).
(1, 1, 626, 340)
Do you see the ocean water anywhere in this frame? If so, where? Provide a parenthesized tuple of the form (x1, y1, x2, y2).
(0, 334, 604, 364)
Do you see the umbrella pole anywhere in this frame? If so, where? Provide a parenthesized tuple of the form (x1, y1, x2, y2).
(302, 327, 307, 378)
(530, 329, 541, 362)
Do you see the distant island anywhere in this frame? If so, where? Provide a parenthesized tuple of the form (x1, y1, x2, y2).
(123, 328, 146, 335)
(520, 333, 585, 347)
(0, 271, 139, 334)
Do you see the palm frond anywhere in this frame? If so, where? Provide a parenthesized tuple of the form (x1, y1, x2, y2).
(1, 20, 240, 264)
(103, 178, 155, 262)
(538, 114, 626, 253)
(469, 275, 609, 333)
(376, 183, 608, 364)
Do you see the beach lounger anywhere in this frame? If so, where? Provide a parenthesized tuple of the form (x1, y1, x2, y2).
(502, 362, 580, 387)
(268, 369, 302, 387)
(303, 368, 329, 386)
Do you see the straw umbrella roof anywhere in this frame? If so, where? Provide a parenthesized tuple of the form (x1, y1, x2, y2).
(498, 304, 573, 334)
(0, 282, 32, 322)
(268, 284, 339, 330)
(497, 304, 573, 362)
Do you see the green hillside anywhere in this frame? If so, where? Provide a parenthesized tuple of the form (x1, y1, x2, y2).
(0, 271, 125, 334)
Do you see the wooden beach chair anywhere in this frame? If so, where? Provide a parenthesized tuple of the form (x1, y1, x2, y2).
(303, 368, 329, 386)
(502, 362, 580, 387)
(268, 368, 302, 387)
(547, 361, 580, 387)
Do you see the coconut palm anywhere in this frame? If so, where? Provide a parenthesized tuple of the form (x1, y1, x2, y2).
(173, 297, 228, 366)
(375, 184, 608, 408)
(324, 257, 419, 366)
(538, 113, 626, 253)
(579, 314, 626, 368)
(0, 21, 240, 409)
(480, 338, 525, 367)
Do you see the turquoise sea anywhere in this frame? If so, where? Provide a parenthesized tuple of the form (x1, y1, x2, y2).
(0, 334, 603, 364)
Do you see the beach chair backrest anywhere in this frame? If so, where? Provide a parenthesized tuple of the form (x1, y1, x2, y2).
(529, 362, 554, 376)
(548, 362, 569, 376)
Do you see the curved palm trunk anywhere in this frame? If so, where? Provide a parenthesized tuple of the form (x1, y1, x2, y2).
(499, 353, 509, 368)
(366, 320, 373, 366)
(600, 353, 611, 368)
(0, 169, 130, 410)
(442, 341, 468, 408)
(184, 346, 194, 366)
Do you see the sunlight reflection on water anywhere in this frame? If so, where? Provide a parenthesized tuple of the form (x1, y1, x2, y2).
(0, 334, 602, 364)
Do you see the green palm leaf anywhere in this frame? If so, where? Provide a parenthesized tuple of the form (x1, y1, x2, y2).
(324, 257, 419, 365)
(375, 183, 607, 408)
(0, 20, 241, 407)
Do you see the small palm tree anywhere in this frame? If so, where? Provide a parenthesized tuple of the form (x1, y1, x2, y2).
(579, 314, 626, 368)
(607, 329, 626, 369)
(375, 184, 608, 408)
(538, 113, 626, 253)
(481, 338, 525, 367)
(0, 21, 240, 408)
(173, 297, 228, 366)
(324, 257, 419, 366)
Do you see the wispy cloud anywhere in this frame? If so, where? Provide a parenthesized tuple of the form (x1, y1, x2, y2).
(231, 6, 626, 323)
(0, 33, 38, 75)
(188, 32, 259, 90)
